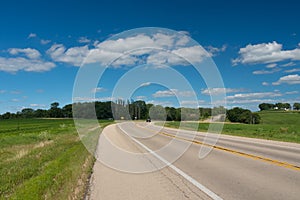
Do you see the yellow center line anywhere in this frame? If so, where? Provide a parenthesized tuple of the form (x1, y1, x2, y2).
(136, 123, 300, 171)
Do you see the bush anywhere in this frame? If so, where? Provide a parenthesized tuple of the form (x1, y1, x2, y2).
(227, 107, 260, 124)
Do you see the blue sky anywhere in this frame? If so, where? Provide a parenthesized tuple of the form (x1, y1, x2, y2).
(1, 0, 300, 113)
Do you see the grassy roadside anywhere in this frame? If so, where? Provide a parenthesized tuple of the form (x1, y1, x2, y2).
(159, 111, 300, 143)
(0, 118, 114, 200)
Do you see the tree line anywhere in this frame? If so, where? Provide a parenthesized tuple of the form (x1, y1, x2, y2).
(0, 100, 264, 124)
(0, 100, 224, 121)
(258, 102, 300, 111)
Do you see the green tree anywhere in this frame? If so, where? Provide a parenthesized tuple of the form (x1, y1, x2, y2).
(21, 108, 35, 118)
(293, 103, 300, 110)
(227, 107, 260, 124)
(49, 102, 63, 118)
(258, 103, 274, 111)
(34, 109, 49, 118)
(62, 104, 73, 118)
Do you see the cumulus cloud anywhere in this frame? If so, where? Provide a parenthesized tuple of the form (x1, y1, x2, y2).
(52, 32, 213, 67)
(285, 91, 298, 95)
(272, 74, 300, 85)
(233, 41, 300, 65)
(40, 39, 51, 45)
(8, 48, 41, 59)
(262, 82, 269, 86)
(266, 63, 277, 68)
(0, 57, 55, 73)
(78, 37, 91, 43)
(282, 62, 296, 67)
(284, 68, 300, 73)
(153, 89, 194, 98)
(206, 45, 227, 55)
(224, 91, 283, 105)
(135, 96, 146, 100)
(252, 68, 281, 75)
(30, 103, 46, 107)
(47, 44, 89, 66)
(28, 33, 37, 38)
(201, 88, 243, 95)
(227, 92, 282, 100)
(91, 87, 106, 93)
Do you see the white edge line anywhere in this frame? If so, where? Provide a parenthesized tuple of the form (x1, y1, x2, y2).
(117, 123, 223, 200)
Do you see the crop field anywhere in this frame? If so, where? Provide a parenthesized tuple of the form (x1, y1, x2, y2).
(0, 118, 113, 200)
(161, 111, 300, 143)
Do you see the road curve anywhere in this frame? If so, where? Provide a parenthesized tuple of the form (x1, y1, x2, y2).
(88, 122, 300, 200)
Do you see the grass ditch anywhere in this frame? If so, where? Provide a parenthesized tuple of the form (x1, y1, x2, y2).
(0, 118, 114, 200)
(159, 111, 300, 143)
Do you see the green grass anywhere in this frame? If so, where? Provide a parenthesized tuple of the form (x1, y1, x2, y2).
(160, 111, 300, 143)
(0, 118, 114, 200)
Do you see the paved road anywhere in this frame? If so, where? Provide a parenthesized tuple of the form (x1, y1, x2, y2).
(88, 122, 300, 200)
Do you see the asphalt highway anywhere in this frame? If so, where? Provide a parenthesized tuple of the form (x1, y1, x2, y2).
(88, 122, 300, 200)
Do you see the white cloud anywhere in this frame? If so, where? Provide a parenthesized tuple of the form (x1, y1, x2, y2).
(233, 41, 300, 65)
(177, 31, 190, 36)
(201, 88, 243, 95)
(266, 63, 277, 68)
(140, 82, 152, 87)
(153, 89, 194, 98)
(28, 33, 37, 38)
(284, 68, 300, 73)
(8, 48, 41, 59)
(11, 98, 20, 102)
(30, 104, 46, 107)
(282, 62, 296, 67)
(73, 96, 116, 102)
(206, 45, 227, 55)
(252, 68, 281, 75)
(227, 92, 282, 100)
(46, 32, 212, 68)
(223, 91, 283, 106)
(91, 87, 106, 93)
(272, 74, 300, 85)
(181, 100, 206, 107)
(175, 35, 190, 46)
(78, 37, 91, 43)
(0, 57, 55, 73)
(286, 91, 299, 95)
(146, 100, 173, 107)
(262, 82, 269, 86)
(47, 44, 89, 66)
(135, 96, 146, 100)
(172, 45, 211, 64)
(40, 39, 51, 45)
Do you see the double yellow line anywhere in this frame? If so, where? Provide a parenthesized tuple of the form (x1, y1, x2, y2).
(137, 123, 300, 172)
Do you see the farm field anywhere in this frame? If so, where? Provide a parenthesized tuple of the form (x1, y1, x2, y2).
(160, 111, 300, 143)
(0, 118, 113, 200)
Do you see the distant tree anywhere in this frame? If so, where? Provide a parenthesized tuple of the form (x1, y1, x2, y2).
(293, 103, 300, 110)
(165, 107, 177, 121)
(49, 102, 63, 118)
(21, 108, 35, 118)
(149, 105, 166, 120)
(62, 104, 73, 118)
(227, 107, 260, 124)
(251, 113, 261, 124)
(258, 103, 274, 111)
(274, 102, 290, 110)
(34, 109, 49, 118)
(1, 112, 12, 119)
(51, 102, 59, 109)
